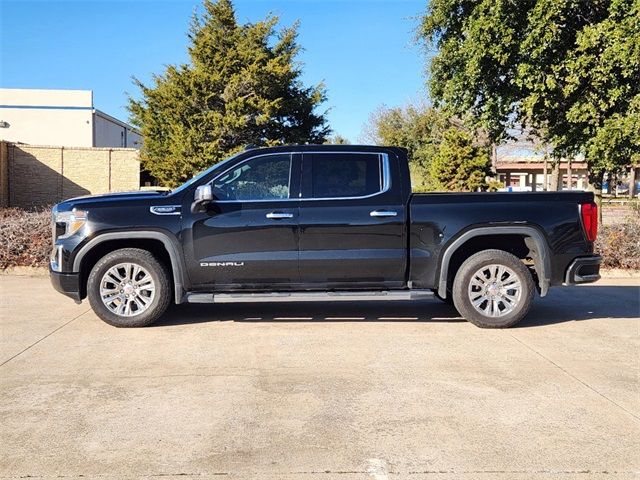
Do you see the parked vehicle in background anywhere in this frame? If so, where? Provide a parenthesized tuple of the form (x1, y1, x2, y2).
(50, 145, 601, 328)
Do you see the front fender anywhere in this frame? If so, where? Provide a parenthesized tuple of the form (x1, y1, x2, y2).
(72, 230, 188, 304)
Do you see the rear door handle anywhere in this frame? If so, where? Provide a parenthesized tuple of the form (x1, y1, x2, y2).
(266, 212, 294, 219)
(370, 210, 398, 217)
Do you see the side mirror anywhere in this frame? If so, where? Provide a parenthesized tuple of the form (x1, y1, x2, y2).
(191, 184, 213, 213)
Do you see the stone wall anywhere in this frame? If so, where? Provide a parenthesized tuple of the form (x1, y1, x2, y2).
(0, 142, 140, 208)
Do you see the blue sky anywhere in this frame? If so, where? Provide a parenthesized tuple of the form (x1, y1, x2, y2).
(0, 0, 428, 142)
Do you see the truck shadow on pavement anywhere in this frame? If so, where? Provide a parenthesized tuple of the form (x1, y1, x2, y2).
(154, 285, 639, 328)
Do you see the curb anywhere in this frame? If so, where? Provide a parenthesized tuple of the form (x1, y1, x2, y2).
(599, 268, 640, 278)
(0, 266, 48, 277)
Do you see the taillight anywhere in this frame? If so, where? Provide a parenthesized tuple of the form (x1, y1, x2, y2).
(580, 202, 598, 242)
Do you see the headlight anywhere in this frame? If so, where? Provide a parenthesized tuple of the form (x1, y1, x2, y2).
(53, 208, 88, 239)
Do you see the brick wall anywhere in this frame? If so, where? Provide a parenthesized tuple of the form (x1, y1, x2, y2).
(0, 141, 8, 207)
(0, 142, 140, 208)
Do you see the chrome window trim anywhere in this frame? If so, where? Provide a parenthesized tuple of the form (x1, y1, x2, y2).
(207, 151, 391, 203)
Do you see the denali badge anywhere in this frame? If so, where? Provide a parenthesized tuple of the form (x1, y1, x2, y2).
(200, 261, 245, 267)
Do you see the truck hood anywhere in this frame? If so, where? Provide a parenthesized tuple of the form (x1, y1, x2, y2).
(56, 190, 174, 210)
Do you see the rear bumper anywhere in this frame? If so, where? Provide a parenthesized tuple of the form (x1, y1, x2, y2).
(50, 269, 82, 302)
(564, 255, 602, 285)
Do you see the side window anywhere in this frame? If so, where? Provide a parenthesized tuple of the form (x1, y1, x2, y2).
(308, 153, 382, 199)
(212, 154, 291, 201)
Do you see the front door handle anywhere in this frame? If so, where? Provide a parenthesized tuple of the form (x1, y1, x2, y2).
(266, 212, 294, 219)
(370, 210, 398, 218)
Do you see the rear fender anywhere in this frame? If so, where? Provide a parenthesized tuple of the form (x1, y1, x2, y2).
(437, 226, 551, 299)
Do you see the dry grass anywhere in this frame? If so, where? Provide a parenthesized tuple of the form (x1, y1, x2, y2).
(596, 215, 640, 269)
(0, 207, 52, 269)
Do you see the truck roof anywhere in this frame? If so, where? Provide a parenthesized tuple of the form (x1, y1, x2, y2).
(243, 144, 408, 155)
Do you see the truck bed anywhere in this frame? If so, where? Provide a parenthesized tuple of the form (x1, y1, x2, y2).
(408, 190, 594, 290)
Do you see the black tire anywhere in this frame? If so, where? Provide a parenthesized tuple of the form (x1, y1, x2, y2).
(87, 248, 171, 327)
(452, 249, 534, 328)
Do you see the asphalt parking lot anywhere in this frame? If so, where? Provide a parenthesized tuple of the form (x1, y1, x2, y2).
(1, 275, 639, 479)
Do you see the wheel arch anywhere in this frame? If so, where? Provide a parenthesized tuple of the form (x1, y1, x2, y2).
(437, 226, 551, 299)
(72, 231, 188, 304)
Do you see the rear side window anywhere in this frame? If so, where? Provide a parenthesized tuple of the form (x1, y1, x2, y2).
(306, 153, 382, 199)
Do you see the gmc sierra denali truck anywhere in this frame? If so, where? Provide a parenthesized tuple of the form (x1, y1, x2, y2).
(50, 145, 601, 328)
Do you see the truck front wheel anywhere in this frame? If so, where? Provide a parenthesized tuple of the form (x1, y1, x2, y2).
(87, 248, 171, 327)
(452, 249, 534, 328)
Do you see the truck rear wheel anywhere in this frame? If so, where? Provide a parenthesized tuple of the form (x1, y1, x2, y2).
(452, 249, 534, 328)
(87, 248, 171, 327)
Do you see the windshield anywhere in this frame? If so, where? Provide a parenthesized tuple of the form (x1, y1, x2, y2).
(170, 151, 245, 195)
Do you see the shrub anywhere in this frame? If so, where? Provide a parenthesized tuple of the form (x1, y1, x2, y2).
(0, 207, 52, 269)
(596, 216, 640, 269)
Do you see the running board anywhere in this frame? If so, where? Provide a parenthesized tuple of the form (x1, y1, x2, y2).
(186, 290, 434, 304)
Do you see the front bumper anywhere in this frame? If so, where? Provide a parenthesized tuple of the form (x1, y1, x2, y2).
(564, 255, 602, 285)
(50, 269, 82, 302)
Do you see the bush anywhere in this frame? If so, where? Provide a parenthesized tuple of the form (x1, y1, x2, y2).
(596, 217, 640, 269)
(0, 207, 52, 269)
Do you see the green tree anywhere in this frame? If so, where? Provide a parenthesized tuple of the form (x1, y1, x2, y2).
(363, 104, 451, 190)
(129, 0, 329, 187)
(364, 103, 490, 191)
(324, 134, 350, 145)
(430, 128, 491, 191)
(420, 0, 640, 187)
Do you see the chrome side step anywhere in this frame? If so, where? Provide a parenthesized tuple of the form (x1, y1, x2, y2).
(186, 290, 434, 304)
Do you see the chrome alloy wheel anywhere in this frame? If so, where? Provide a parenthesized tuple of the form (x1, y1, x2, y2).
(99, 262, 156, 317)
(468, 264, 522, 318)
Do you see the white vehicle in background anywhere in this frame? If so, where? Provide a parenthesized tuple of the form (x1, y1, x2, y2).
(497, 186, 533, 192)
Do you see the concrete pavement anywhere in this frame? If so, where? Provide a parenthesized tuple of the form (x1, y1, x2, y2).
(0, 275, 638, 479)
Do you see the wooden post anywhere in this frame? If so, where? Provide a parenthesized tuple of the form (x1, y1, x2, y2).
(567, 157, 572, 190)
(543, 157, 548, 191)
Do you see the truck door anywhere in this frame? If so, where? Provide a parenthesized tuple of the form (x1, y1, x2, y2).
(185, 153, 301, 289)
(297, 151, 407, 288)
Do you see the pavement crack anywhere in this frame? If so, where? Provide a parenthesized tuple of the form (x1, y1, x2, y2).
(507, 331, 640, 422)
(0, 309, 91, 368)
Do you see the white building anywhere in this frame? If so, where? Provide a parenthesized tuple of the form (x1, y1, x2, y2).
(0, 88, 141, 148)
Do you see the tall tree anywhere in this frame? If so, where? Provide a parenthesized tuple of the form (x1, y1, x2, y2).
(364, 104, 450, 190)
(324, 134, 350, 145)
(420, 0, 640, 187)
(364, 103, 489, 191)
(430, 128, 491, 192)
(129, 0, 329, 187)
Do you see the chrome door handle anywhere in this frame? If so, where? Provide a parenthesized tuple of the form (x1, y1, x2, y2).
(370, 210, 398, 217)
(266, 212, 294, 219)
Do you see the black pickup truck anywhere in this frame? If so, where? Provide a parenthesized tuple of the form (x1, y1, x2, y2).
(50, 145, 601, 328)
